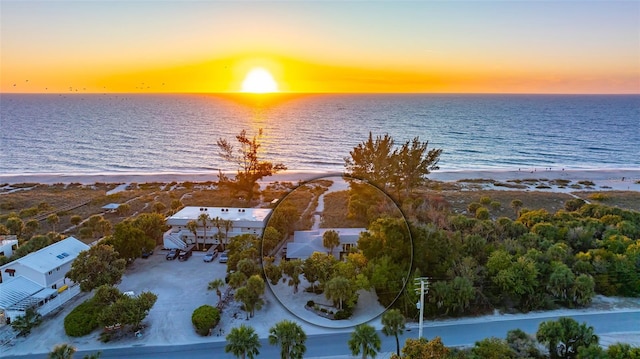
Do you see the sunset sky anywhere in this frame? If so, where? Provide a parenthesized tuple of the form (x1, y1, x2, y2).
(1, 1, 638, 94)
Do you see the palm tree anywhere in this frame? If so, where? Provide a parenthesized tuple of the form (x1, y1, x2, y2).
(48, 343, 76, 359)
(324, 276, 353, 310)
(322, 229, 341, 256)
(348, 324, 381, 359)
(223, 219, 233, 250)
(186, 220, 198, 250)
(212, 216, 223, 247)
(381, 309, 405, 356)
(225, 325, 261, 359)
(268, 320, 307, 359)
(208, 278, 225, 304)
(198, 213, 210, 250)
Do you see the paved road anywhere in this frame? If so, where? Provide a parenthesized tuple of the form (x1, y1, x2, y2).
(4, 311, 638, 359)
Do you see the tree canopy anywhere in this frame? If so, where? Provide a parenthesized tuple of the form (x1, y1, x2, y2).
(217, 129, 287, 203)
(344, 132, 441, 194)
(66, 244, 126, 292)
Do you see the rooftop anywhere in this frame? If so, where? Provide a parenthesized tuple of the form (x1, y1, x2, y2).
(167, 206, 272, 223)
(5, 237, 89, 274)
(0, 276, 44, 310)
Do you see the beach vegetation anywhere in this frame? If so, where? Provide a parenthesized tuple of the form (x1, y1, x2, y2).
(381, 309, 405, 357)
(536, 317, 599, 359)
(398, 337, 449, 359)
(97, 291, 157, 331)
(66, 244, 126, 292)
(191, 305, 220, 336)
(268, 320, 307, 359)
(588, 192, 610, 201)
(505, 328, 542, 358)
(198, 212, 209, 251)
(322, 229, 340, 255)
(348, 323, 381, 359)
(11, 306, 42, 337)
(472, 337, 516, 359)
(225, 324, 261, 359)
(102, 221, 155, 263)
(217, 129, 287, 205)
(5, 215, 24, 236)
(345, 132, 441, 195)
(207, 278, 225, 304)
(262, 226, 282, 256)
(229, 258, 265, 318)
(64, 287, 116, 337)
(263, 256, 282, 285)
(281, 258, 303, 293)
(70, 215, 82, 226)
(48, 343, 76, 359)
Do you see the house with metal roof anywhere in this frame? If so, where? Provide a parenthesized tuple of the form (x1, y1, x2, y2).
(0, 236, 89, 289)
(0, 236, 89, 325)
(285, 228, 366, 261)
(163, 207, 272, 249)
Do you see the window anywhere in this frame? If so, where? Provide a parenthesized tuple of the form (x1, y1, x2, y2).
(51, 284, 57, 289)
(48, 271, 53, 275)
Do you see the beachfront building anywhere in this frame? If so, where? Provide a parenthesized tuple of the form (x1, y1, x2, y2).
(0, 235, 19, 259)
(285, 228, 366, 261)
(163, 206, 272, 249)
(0, 236, 89, 325)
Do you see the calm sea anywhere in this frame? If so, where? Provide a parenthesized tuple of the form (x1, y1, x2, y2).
(1, 93, 639, 175)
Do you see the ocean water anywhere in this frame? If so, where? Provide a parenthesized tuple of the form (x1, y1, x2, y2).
(1, 93, 639, 175)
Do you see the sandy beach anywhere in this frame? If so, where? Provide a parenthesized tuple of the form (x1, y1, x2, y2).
(1, 169, 639, 192)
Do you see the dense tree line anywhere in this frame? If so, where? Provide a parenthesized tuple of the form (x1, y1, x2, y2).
(394, 201, 640, 318)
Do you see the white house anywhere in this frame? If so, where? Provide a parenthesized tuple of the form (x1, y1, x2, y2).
(0, 236, 89, 324)
(0, 235, 19, 259)
(163, 207, 272, 249)
(0, 236, 89, 289)
(285, 228, 366, 261)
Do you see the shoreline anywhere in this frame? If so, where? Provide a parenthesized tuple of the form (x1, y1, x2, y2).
(1, 168, 639, 192)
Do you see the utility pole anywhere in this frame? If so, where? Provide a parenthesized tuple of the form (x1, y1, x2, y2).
(414, 277, 429, 339)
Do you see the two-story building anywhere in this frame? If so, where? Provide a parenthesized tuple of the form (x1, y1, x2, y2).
(0, 236, 89, 325)
(163, 207, 272, 249)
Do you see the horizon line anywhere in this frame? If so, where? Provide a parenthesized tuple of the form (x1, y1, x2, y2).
(2, 91, 639, 96)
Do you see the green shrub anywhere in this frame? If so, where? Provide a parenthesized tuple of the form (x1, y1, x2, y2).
(334, 309, 352, 320)
(191, 305, 220, 336)
(588, 193, 610, 201)
(490, 201, 501, 210)
(475, 207, 490, 220)
(306, 300, 315, 307)
(467, 202, 482, 214)
(64, 300, 101, 337)
(479, 196, 492, 205)
(565, 198, 586, 212)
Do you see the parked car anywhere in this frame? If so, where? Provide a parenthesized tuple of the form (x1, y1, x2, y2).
(178, 245, 195, 261)
(166, 248, 180, 260)
(141, 248, 154, 258)
(219, 251, 229, 263)
(203, 247, 219, 262)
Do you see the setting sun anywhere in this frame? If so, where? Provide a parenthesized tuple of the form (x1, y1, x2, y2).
(241, 68, 278, 93)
